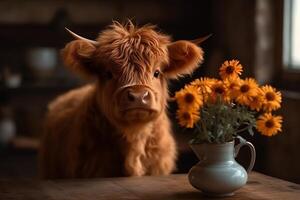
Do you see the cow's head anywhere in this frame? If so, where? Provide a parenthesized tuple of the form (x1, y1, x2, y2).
(62, 21, 205, 128)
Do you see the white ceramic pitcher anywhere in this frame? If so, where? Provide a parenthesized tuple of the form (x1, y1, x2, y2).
(188, 137, 256, 197)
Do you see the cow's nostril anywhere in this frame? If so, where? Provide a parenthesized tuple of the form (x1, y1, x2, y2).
(127, 91, 136, 102)
(124, 89, 152, 106)
(142, 91, 150, 103)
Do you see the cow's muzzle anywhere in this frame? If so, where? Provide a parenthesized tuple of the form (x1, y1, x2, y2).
(114, 84, 159, 119)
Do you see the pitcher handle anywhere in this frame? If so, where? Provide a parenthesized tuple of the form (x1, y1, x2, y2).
(234, 136, 256, 173)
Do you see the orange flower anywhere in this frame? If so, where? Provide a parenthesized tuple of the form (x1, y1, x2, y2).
(261, 85, 282, 112)
(223, 77, 242, 100)
(175, 85, 203, 112)
(219, 59, 243, 80)
(236, 78, 259, 106)
(209, 80, 230, 103)
(176, 109, 200, 128)
(256, 113, 283, 136)
(190, 77, 217, 94)
(249, 93, 264, 111)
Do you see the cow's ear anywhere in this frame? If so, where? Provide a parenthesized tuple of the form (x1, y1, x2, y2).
(62, 40, 97, 79)
(163, 41, 204, 79)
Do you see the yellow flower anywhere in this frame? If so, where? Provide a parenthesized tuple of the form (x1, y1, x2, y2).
(219, 59, 243, 80)
(260, 85, 282, 112)
(176, 109, 200, 128)
(236, 78, 259, 106)
(209, 80, 230, 103)
(223, 77, 242, 100)
(256, 113, 283, 136)
(175, 85, 203, 111)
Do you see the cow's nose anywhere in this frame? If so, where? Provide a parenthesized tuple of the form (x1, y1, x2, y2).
(127, 89, 151, 106)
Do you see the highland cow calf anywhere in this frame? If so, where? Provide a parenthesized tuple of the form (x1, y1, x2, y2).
(39, 21, 204, 179)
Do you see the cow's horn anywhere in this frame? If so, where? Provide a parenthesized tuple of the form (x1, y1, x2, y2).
(65, 28, 99, 46)
(190, 34, 212, 45)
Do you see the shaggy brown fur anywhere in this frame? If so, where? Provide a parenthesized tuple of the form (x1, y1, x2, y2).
(39, 21, 204, 179)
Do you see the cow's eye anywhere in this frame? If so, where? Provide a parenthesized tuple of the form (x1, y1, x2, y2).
(153, 70, 160, 78)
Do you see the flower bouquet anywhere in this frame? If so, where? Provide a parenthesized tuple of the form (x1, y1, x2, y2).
(175, 59, 283, 144)
(175, 59, 283, 196)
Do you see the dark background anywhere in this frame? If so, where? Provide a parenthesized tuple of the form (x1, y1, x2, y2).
(0, 0, 299, 183)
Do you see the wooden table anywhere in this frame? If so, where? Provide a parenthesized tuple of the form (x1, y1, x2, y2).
(0, 172, 299, 200)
